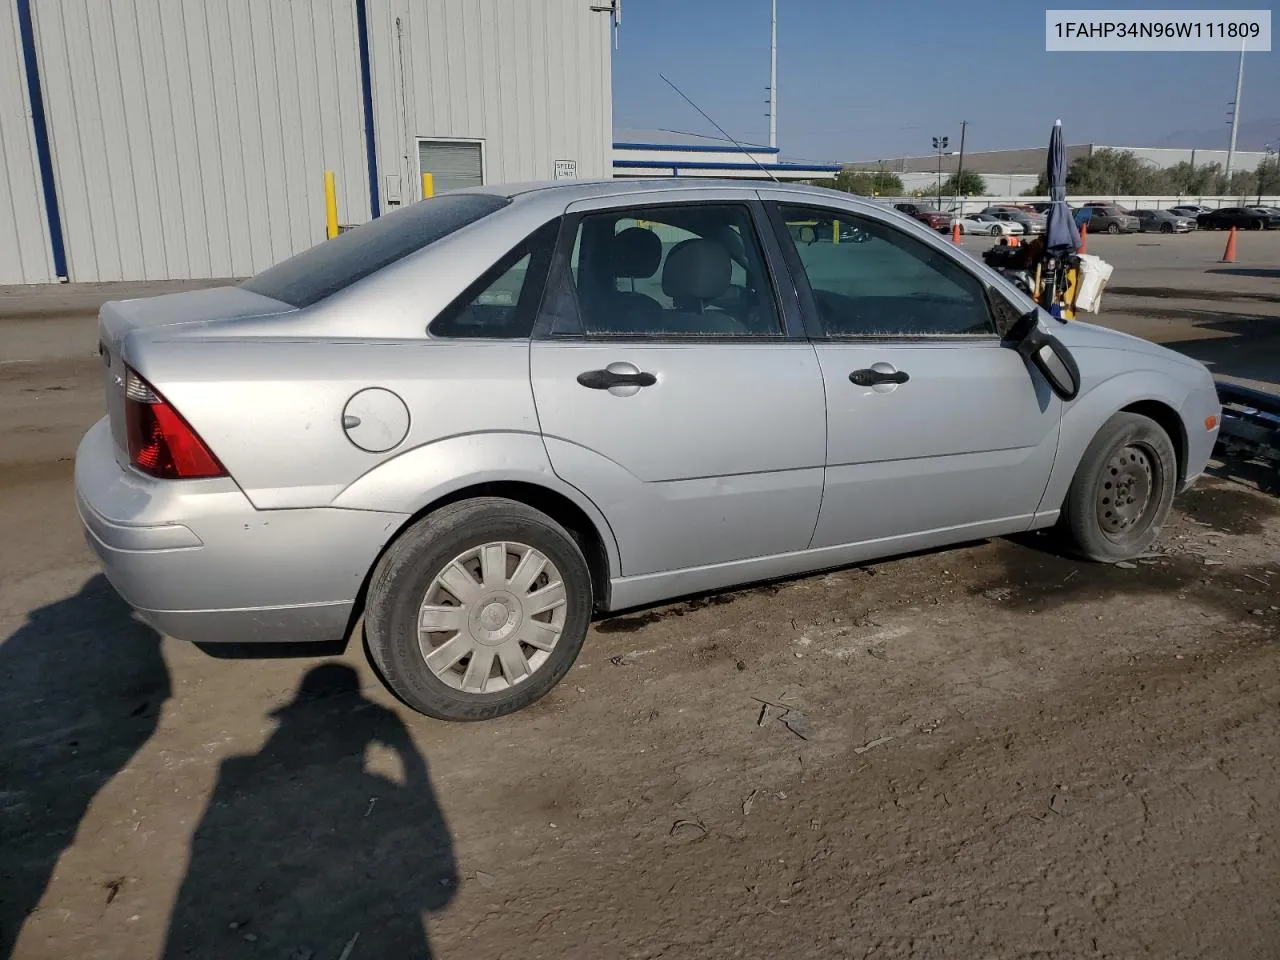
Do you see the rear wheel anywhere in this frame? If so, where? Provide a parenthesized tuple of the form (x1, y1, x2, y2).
(1060, 412, 1178, 562)
(365, 498, 593, 721)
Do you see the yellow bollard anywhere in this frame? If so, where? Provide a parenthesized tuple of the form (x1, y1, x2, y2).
(422, 172, 434, 199)
(324, 170, 338, 239)
(833, 219, 840, 244)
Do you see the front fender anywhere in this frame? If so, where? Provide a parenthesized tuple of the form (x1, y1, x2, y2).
(1038, 360, 1197, 514)
(330, 431, 621, 577)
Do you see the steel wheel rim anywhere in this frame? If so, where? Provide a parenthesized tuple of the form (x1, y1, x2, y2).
(417, 541, 567, 694)
(1096, 442, 1159, 540)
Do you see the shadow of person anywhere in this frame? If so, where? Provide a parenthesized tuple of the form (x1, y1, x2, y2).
(0, 574, 170, 959)
(162, 663, 457, 960)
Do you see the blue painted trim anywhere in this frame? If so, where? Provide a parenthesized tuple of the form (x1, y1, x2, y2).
(16, 0, 67, 279)
(613, 140, 780, 155)
(355, 0, 380, 218)
(613, 159, 841, 172)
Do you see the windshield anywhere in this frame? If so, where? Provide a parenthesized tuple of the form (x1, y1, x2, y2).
(242, 193, 510, 307)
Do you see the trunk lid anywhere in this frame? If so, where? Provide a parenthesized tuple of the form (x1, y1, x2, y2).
(99, 286, 292, 464)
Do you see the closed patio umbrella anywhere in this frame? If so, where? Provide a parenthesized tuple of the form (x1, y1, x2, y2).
(1045, 119, 1081, 254)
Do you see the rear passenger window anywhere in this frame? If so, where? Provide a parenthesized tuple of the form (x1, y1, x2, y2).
(559, 204, 782, 337)
(429, 220, 559, 339)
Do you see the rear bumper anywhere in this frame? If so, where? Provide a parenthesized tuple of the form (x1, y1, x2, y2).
(74, 418, 405, 644)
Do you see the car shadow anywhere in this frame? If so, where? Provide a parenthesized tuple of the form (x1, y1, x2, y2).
(160, 662, 458, 960)
(0, 575, 171, 960)
(1103, 301, 1280, 389)
(1208, 267, 1280, 281)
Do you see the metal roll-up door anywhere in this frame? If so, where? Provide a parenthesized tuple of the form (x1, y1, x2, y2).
(419, 140, 484, 194)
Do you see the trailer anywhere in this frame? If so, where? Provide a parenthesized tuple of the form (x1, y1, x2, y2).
(1215, 379, 1280, 491)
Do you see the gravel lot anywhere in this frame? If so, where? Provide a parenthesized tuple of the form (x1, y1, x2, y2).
(2, 230, 1278, 959)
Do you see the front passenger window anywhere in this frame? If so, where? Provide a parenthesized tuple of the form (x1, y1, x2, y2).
(777, 204, 995, 338)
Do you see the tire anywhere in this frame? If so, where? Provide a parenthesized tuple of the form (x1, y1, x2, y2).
(364, 497, 594, 721)
(1251, 219, 1265, 231)
(1060, 412, 1178, 562)
(990, 225, 1002, 236)
(1160, 223, 1173, 234)
(1107, 222, 1120, 235)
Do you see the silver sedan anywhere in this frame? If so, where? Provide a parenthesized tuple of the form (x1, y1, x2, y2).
(76, 179, 1222, 720)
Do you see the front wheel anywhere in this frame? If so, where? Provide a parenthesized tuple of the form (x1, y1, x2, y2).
(1252, 219, 1265, 231)
(990, 225, 1002, 236)
(1160, 223, 1173, 234)
(1060, 412, 1178, 562)
(364, 498, 594, 721)
(1107, 222, 1120, 235)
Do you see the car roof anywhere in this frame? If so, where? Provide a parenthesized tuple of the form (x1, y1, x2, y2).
(461, 177, 830, 203)
(447, 177, 928, 222)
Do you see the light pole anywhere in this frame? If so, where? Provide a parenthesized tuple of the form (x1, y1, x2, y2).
(1224, 37, 1246, 186)
(932, 135, 950, 207)
(1261, 143, 1276, 205)
(760, 1, 779, 149)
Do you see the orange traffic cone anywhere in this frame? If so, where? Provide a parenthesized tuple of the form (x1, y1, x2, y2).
(951, 220, 961, 243)
(1008, 234, 1020, 248)
(1078, 221, 1088, 254)
(1220, 225, 1238, 263)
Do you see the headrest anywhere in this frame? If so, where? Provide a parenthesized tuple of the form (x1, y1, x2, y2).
(661, 238, 731, 301)
(609, 227, 662, 279)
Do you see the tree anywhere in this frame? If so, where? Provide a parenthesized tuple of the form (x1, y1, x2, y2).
(1062, 148, 1166, 194)
(826, 168, 904, 196)
(941, 170, 987, 196)
(1255, 157, 1280, 196)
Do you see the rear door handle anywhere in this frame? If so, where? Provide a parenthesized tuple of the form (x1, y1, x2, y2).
(577, 368, 657, 390)
(849, 368, 909, 386)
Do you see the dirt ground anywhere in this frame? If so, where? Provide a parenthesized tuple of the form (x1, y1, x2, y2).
(2, 232, 1278, 960)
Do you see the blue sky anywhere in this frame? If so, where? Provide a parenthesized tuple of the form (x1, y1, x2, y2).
(611, 0, 1280, 161)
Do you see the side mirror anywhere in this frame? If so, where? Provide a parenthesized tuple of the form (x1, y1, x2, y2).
(1008, 310, 1080, 400)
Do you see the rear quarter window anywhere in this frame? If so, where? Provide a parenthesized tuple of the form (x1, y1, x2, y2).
(242, 193, 509, 308)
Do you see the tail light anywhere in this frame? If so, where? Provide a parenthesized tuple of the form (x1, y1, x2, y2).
(124, 368, 226, 479)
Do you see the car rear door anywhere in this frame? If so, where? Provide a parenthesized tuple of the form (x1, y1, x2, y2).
(761, 193, 1063, 551)
(529, 190, 826, 578)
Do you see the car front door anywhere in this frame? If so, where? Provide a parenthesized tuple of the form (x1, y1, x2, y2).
(762, 195, 1063, 551)
(529, 192, 826, 578)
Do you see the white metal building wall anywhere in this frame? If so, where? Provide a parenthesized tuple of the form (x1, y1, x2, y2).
(0, 2, 55, 285)
(366, 0, 612, 208)
(29, 0, 370, 282)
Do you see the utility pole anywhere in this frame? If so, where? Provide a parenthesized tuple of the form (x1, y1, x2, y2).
(1224, 37, 1245, 187)
(768, 0, 778, 149)
(955, 120, 968, 202)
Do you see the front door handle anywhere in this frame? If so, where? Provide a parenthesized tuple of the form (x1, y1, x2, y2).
(577, 368, 657, 390)
(849, 368, 909, 387)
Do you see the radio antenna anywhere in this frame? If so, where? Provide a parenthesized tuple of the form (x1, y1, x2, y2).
(658, 73, 779, 183)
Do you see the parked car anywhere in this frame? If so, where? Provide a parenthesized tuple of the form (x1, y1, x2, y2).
(954, 213, 1024, 236)
(1196, 206, 1280, 230)
(1075, 205, 1141, 234)
(1026, 202, 1057, 214)
(75, 179, 1222, 721)
(1135, 209, 1196, 234)
(1169, 204, 1210, 218)
(891, 201, 953, 232)
(980, 206, 1047, 235)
